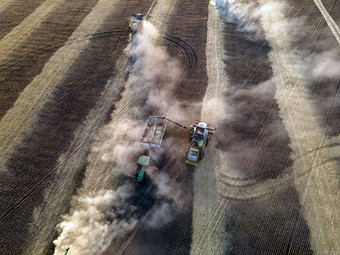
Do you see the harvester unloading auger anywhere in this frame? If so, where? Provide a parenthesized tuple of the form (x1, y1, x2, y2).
(140, 116, 215, 166)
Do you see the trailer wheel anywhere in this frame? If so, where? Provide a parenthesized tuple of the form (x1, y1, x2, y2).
(206, 138, 209, 147)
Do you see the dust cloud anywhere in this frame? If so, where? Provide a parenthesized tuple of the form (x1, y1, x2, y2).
(53, 20, 191, 255)
(212, 0, 340, 254)
(310, 50, 340, 79)
(215, 0, 264, 38)
(217, 0, 340, 253)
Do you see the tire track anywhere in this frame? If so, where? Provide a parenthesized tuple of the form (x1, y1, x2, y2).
(165, 0, 209, 105)
(313, 0, 340, 45)
(162, 35, 198, 79)
(0, 0, 119, 172)
(0, 29, 128, 72)
(214, 0, 338, 196)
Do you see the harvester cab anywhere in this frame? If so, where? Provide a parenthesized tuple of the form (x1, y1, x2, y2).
(135, 155, 150, 185)
(191, 122, 209, 149)
(129, 13, 143, 33)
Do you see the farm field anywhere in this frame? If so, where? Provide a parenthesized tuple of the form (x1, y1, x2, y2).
(0, 0, 339, 254)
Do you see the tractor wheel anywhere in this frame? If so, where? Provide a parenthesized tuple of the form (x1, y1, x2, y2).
(199, 150, 205, 160)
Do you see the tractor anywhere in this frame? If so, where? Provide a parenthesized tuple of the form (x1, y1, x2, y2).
(135, 155, 150, 184)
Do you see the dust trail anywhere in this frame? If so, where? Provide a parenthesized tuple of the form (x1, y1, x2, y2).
(23, 55, 127, 255)
(207, 0, 339, 253)
(35, 0, 179, 251)
(309, 49, 340, 80)
(215, 0, 264, 38)
(191, 3, 228, 254)
(53, 18, 188, 254)
(0, 0, 66, 58)
(257, 0, 340, 253)
(0, 0, 118, 172)
(207, 0, 294, 199)
(313, 0, 340, 45)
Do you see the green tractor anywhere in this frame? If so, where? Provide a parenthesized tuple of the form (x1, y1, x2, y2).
(135, 155, 150, 184)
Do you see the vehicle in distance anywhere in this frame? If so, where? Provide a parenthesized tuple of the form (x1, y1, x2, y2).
(129, 13, 143, 33)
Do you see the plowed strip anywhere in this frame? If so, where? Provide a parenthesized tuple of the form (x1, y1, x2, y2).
(0, 0, 13, 14)
(313, 0, 340, 45)
(0, 0, 118, 168)
(0, 0, 66, 58)
(0, 0, 46, 40)
(0, 0, 99, 119)
(259, 0, 340, 253)
(191, 3, 227, 254)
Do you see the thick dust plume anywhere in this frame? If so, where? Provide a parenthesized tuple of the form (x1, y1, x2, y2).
(310, 49, 340, 79)
(216, 1, 340, 254)
(215, 0, 264, 38)
(215, 0, 304, 42)
(212, 0, 296, 180)
(305, 48, 340, 135)
(53, 187, 137, 255)
(54, 21, 191, 255)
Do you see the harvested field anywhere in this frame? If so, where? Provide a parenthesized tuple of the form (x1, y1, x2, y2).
(0, 0, 339, 254)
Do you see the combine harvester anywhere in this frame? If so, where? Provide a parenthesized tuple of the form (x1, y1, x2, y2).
(140, 116, 215, 166)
